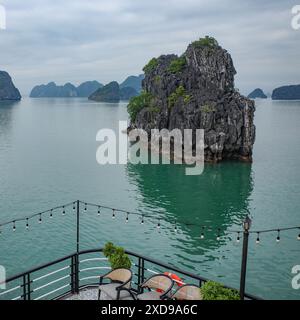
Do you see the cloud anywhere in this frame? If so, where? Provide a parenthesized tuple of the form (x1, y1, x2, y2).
(0, 0, 299, 95)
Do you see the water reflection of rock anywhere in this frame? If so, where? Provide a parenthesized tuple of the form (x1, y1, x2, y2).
(126, 162, 253, 250)
(0, 100, 20, 135)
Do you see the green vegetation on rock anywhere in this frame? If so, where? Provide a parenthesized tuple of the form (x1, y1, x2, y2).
(127, 90, 153, 121)
(201, 281, 240, 300)
(168, 86, 191, 109)
(201, 104, 215, 113)
(103, 242, 131, 270)
(143, 58, 159, 74)
(148, 106, 160, 114)
(192, 36, 218, 49)
(154, 75, 161, 84)
(168, 56, 187, 74)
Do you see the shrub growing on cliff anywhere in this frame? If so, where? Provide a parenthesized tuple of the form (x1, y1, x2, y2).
(103, 242, 131, 270)
(192, 36, 219, 49)
(127, 91, 153, 122)
(201, 281, 240, 300)
(201, 104, 215, 113)
(143, 58, 159, 74)
(168, 56, 187, 74)
(168, 86, 191, 109)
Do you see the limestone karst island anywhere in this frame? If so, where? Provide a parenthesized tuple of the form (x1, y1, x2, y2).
(0, 1, 300, 308)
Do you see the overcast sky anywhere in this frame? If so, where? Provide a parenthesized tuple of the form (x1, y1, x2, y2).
(0, 0, 299, 95)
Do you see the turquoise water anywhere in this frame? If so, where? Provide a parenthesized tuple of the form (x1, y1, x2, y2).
(0, 97, 299, 300)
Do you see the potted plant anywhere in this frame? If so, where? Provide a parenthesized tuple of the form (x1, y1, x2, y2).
(103, 242, 131, 270)
(200, 281, 240, 300)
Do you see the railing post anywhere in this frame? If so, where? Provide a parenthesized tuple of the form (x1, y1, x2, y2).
(141, 258, 145, 294)
(75, 200, 80, 294)
(76, 200, 80, 255)
(22, 275, 27, 300)
(27, 274, 31, 300)
(71, 255, 75, 294)
(240, 215, 252, 300)
(137, 258, 140, 286)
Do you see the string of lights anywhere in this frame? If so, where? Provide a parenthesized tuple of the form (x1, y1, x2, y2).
(0, 200, 299, 243)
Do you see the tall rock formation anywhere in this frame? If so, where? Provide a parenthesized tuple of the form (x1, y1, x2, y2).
(0, 71, 21, 101)
(128, 37, 256, 162)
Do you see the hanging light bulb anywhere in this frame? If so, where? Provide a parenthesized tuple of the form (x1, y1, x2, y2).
(26, 218, 29, 230)
(126, 213, 129, 223)
(50, 210, 53, 218)
(112, 209, 115, 219)
(200, 227, 205, 239)
(62, 206, 65, 216)
(141, 215, 144, 225)
(39, 214, 42, 224)
(236, 232, 240, 243)
(13, 221, 16, 232)
(276, 230, 280, 243)
(97, 206, 101, 216)
(217, 228, 221, 241)
(256, 232, 260, 244)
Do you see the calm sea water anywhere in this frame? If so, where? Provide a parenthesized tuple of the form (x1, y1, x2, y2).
(0, 97, 299, 300)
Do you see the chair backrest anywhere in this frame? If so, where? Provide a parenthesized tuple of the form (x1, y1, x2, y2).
(106, 268, 132, 285)
(142, 274, 173, 292)
(172, 284, 202, 300)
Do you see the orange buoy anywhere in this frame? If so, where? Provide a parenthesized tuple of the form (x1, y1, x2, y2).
(156, 272, 183, 293)
(164, 272, 183, 287)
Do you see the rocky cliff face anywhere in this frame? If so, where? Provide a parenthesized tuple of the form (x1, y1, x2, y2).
(272, 85, 300, 100)
(128, 37, 256, 162)
(0, 71, 21, 101)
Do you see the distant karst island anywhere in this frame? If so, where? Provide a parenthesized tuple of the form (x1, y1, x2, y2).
(247, 88, 267, 99)
(30, 81, 102, 98)
(127, 36, 256, 162)
(0, 71, 21, 101)
(88, 81, 139, 102)
(272, 85, 300, 100)
(30, 75, 144, 100)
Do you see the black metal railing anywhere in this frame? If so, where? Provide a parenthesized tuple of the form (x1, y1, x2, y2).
(0, 248, 261, 300)
(2, 199, 284, 300)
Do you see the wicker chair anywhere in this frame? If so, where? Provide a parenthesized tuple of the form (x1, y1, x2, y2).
(136, 274, 174, 300)
(170, 284, 202, 300)
(98, 268, 134, 300)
